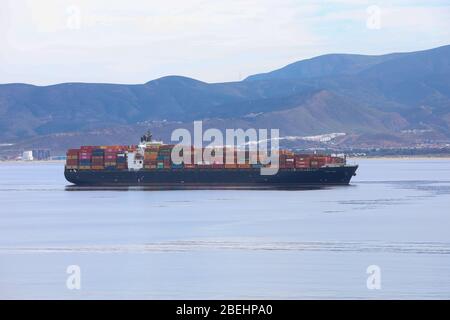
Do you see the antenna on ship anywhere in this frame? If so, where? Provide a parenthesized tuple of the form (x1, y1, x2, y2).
(141, 130, 153, 143)
(139, 129, 163, 147)
(147, 130, 153, 142)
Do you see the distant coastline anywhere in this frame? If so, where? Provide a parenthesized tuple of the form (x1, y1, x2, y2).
(349, 155, 450, 160)
(0, 160, 66, 164)
(1, 156, 450, 165)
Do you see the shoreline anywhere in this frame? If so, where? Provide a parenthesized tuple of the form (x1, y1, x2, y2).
(0, 160, 66, 164)
(349, 155, 450, 160)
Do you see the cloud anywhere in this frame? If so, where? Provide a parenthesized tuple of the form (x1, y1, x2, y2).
(1, 0, 449, 85)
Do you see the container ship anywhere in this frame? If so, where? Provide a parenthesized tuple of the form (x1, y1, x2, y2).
(64, 132, 358, 186)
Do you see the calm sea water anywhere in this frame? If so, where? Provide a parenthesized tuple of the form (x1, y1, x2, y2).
(0, 159, 449, 299)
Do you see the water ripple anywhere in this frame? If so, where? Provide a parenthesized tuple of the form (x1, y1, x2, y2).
(1, 240, 449, 255)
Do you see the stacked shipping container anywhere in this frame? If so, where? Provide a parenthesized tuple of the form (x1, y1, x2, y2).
(66, 149, 79, 169)
(66, 145, 345, 171)
(143, 145, 159, 169)
(79, 147, 94, 170)
(91, 148, 104, 170)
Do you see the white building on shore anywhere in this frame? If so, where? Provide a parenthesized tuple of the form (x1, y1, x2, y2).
(22, 151, 34, 161)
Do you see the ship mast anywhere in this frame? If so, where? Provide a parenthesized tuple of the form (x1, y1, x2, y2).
(139, 130, 163, 148)
(141, 130, 153, 143)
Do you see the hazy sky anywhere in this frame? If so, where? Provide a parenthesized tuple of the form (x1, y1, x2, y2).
(1, 0, 450, 85)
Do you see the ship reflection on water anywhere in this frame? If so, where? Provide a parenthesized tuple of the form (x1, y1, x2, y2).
(64, 184, 341, 191)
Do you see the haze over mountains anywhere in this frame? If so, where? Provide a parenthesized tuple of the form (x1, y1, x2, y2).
(1, 44, 450, 154)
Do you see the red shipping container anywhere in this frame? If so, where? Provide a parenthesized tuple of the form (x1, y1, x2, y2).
(295, 161, 309, 168)
(81, 146, 99, 151)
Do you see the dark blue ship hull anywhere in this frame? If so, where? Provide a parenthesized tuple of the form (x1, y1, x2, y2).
(64, 165, 358, 186)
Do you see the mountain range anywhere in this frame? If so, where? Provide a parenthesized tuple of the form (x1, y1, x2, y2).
(1, 44, 450, 155)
